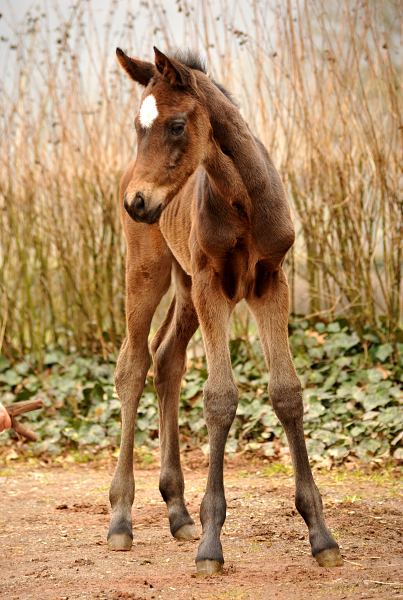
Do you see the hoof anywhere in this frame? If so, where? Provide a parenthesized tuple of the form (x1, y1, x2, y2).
(107, 533, 133, 551)
(173, 523, 199, 541)
(314, 547, 343, 567)
(196, 559, 223, 577)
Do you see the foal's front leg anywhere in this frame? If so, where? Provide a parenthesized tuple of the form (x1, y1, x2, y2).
(108, 251, 172, 551)
(192, 274, 238, 576)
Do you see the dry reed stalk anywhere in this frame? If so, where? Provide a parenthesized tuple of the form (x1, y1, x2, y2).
(0, 0, 401, 360)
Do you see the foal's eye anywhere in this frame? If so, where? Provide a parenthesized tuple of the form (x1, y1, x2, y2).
(171, 123, 185, 136)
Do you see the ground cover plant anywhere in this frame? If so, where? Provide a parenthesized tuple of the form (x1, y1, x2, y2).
(1, 319, 402, 464)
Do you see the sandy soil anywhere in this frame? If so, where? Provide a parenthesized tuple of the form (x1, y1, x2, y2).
(1, 452, 403, 600)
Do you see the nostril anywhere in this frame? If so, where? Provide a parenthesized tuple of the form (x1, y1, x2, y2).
(136, 192, 145, 210)
(135, 192, 145, 213)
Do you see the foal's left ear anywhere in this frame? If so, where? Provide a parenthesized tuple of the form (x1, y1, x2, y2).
(153, 47, 197, 90)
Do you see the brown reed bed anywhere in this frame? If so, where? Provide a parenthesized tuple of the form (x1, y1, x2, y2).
(0, 0, 402, 362)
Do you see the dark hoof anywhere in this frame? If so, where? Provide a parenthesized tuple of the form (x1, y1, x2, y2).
(107, 532, 133, 551)
(173, 523, 199, 541)
(314, 547, 343, 567)
(196, 559, 223, 576)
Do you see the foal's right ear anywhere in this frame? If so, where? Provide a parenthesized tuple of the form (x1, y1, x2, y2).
(116, 48, 156, 86)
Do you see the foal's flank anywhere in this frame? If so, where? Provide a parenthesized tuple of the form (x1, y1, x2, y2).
(107, 47, 343, 575)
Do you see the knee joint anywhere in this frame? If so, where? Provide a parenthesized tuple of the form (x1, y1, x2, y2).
(114, 341, 150, 398)
(153, 345, 186, 392)
(269, 381, 303, 423)
(203, 381, 238, 429)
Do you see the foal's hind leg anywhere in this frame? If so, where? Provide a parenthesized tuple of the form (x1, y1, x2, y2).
(247, 267, 343, 567)
(107, 230, 172, 551)
(151, 261, 199, 541)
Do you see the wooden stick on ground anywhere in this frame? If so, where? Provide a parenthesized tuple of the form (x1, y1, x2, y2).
(4, 399, 44, 442)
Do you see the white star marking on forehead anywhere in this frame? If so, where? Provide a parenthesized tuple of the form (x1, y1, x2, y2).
(139, 94, 158, 129)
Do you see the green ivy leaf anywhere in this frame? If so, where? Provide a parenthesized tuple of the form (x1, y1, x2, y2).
(375, 344, 392, 362)
(306, 439, 325, 457)
(0, 369, 22, 387)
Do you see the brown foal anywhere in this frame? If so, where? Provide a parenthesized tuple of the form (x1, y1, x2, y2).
(107, 47, 343, 575)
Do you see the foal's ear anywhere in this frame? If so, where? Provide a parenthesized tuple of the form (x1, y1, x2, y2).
(153, 47, 196, 89)
(116, 48, 156, 86)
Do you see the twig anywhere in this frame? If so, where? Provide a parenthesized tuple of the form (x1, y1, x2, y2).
(343, 559, 365, 567)
(4, 399, 44, 442)
(4, 399, 43, 417)
(0, 293, 7, 354)
(364, 580, 403, 587)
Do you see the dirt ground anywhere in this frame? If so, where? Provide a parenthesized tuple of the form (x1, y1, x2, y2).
(1, 451, 403, 600)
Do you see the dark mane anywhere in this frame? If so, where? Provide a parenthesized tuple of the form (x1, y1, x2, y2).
(170, 49, 239, 108)
(171, 48, 207, 74)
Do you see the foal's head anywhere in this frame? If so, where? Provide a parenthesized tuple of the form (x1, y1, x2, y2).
(117, 47, 211, 224)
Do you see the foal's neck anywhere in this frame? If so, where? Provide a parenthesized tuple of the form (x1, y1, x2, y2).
(198, 76, 269, 199)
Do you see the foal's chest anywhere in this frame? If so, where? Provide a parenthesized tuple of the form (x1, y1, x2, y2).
(159, 194, 193, 275)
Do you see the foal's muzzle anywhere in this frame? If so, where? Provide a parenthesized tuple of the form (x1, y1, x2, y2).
(124, 192, 163, 224)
